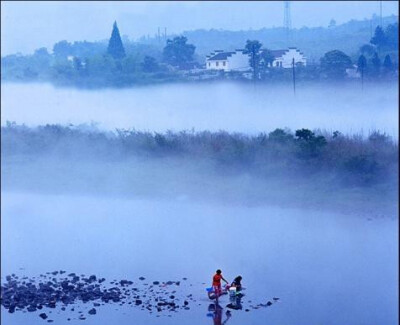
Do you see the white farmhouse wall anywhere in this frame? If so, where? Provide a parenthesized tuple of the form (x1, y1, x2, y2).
(228, 52, 250, 71)
(276, 48, 307, 68)
(206, 50, 250, 72)
(206, 60, 229, 71)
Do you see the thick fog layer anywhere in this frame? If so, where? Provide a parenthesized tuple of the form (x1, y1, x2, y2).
(1, 82, 398, 139)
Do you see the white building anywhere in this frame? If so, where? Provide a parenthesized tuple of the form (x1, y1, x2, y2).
(206, 49, 250, 72)
(206, 47, 307, 72)
(262, 47, 307, 68)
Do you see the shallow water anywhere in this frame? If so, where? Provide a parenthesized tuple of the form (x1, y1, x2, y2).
(1, 82, 398, 138)
(1, 191, 398, 325)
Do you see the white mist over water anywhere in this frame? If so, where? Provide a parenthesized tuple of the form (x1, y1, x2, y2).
(1, 82, 398, 138)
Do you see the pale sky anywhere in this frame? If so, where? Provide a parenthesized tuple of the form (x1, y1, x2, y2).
(1, 1, 399, 55)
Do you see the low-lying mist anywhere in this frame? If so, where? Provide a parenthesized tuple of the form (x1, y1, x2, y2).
(1, 82, 398, 138)
(2, 123, 398, 218)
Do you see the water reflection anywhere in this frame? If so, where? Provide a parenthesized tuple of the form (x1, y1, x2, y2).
(207, 302, 231, 325)
(226, 295, 243, 310)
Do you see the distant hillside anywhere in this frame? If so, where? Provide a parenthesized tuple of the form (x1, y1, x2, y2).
(139, 15, 399, 62)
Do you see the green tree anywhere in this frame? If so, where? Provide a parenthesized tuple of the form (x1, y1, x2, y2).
(357, 55, 367, 71)
(141, 56, 159, 72)
(370, 26, 387, 51)
(295, 129, 327, 158)
(371, 52, 381, 76)
(320, 50, 352, 79)
(383, 54, 393, 71)
(53, 40, 73, 58)
(359, 44, 375, 57)
(162, 36, 195, 68)
(244, 40, 262, 80)
(260, 49, 274, 68)
(385, 23, 399, 50)
(107, 21, 126, 60)
(357, 55, 366, 87)
(73, 57, 82, 71)
(259, 49, 275, 79)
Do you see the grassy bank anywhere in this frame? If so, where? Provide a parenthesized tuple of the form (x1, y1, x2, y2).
(2, 123, 398, 216)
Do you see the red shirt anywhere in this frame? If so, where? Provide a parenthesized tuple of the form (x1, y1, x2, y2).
(213, 274, 222, 286)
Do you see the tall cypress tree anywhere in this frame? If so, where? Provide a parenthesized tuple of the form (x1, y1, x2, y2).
(107, 21, 126, 59)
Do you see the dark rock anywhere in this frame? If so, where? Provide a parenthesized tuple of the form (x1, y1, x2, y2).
(266, 301, 272, 306)
(139, 277, 145, 281)
(153, 281, 160, 285)
(39, 313, 48, 319)
(135, 300, 142, 305)
(88, 308, 97, 315)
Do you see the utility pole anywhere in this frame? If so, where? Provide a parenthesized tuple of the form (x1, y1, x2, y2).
(292, 58, 296, 95)
(164, 27, 167, 40)
(361, 67, 364, 91)
(158, 27, 161, 43)
(379, 0, 383, 27)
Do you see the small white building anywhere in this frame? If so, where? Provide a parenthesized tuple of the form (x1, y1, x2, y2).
(261, 47, 307, 68)
(346, 64, 361, 78)
(206, 49, 250, 72)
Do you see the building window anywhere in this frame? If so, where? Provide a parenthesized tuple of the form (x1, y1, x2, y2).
(223, 61, 226, 66)
(216, 61, 219, 67)
(208, 62, 210, 67)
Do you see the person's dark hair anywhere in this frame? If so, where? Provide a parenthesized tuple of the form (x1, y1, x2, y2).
(216, 269, 222, 274)
(235, 276, 242, 281)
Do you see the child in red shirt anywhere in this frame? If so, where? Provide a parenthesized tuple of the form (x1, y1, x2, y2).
(212, 269, 229, 297)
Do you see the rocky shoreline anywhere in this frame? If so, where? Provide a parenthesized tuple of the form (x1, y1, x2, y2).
(1, 271, 279, 322)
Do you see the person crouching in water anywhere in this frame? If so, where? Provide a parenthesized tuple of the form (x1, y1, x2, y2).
(231, 276, 242, 291)
(213, 269, 229, 298)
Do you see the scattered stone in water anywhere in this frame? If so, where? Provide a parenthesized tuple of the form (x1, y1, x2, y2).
(139, 277, 145, 281)
(273, 297, 280, 301)
(88, 308, 97, 315)
(153, 281, 160, 285)
(39, 313, 48, 320)
(266, 301, 272, 306)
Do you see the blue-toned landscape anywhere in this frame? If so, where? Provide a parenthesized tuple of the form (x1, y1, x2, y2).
(1, 2, 398, 325)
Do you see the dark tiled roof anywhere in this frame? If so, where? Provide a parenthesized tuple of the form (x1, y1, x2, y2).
(269, 49, 288, 58)
(208, 52, 236, 61)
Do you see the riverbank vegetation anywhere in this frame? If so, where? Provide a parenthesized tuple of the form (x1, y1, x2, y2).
(3, 123, 397, 188)
(3, 123, 397, 216)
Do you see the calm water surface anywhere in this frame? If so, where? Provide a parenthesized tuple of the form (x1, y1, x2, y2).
(1, 191, 398, 325)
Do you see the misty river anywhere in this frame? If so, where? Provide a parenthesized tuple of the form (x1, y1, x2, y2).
(1, 81, 398, 325)
(1, 191, 398, 325)
(1, 82, 399, 138)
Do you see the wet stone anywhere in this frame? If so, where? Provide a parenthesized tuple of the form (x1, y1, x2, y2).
(88, 308, 97, 315)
